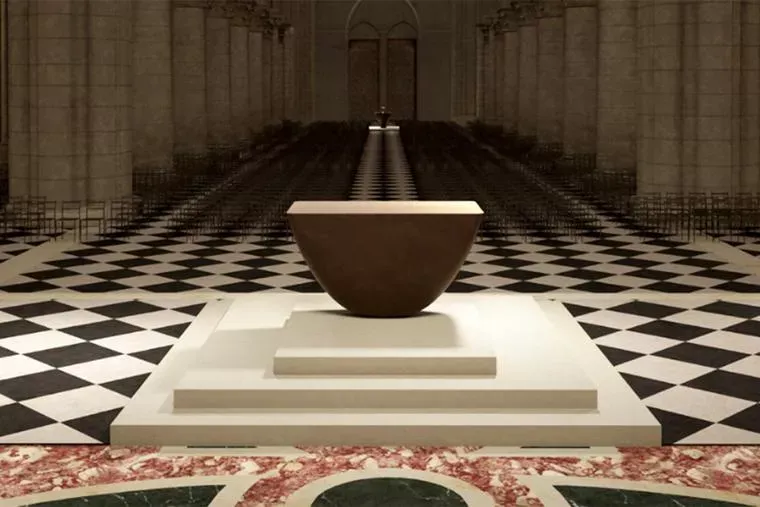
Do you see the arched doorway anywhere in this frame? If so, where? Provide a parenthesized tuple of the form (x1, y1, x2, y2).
(346, 0, 419, 121)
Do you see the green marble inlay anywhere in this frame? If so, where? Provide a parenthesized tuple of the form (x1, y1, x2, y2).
(25, 484, 224, 507)
(311, 477, 468, 507)
(555, 485, 753, 507)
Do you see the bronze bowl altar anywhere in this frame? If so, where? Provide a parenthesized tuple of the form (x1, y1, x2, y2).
(287, 201, 483, 318)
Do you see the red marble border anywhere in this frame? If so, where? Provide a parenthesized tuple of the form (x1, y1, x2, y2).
(0, 446, 758, 506)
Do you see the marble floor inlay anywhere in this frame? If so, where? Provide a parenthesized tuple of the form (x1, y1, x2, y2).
(0, 445, 758, 506)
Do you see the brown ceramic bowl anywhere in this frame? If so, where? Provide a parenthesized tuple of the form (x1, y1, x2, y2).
(287, 201, 483, 317)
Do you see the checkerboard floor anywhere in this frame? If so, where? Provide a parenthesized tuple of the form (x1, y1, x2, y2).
(4, 220, 759, 295)
(0, 231, 51, 264)
(0, 297, 208, 443)
(566, 296, 760, 445)
(0, 294, 758, 445)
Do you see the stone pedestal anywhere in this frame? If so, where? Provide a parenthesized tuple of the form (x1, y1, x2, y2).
(205, 7, 233, 147)
(8, 0, 132, 202)
(111, 294, 661, 447)
(536, 3, 564, 148)
(172, 1, 207, 156)
(596, 0, 637, 171)
(563, 0, 598, 158)
(133, 0, 173, 173)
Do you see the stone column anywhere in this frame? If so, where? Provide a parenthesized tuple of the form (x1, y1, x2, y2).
(283, 25, 296, 120)
(741, 0, 760, 192)
(133, 0, 173, 173)
(596, 0, 637, 171)
(516, 1, 538, 142)
(271, 25, 284, 123)
(249, 26, 264, 135)
(475, 24, 488, 119)
(482, 23, 495, 123)
(500, 9, 520, 135)
(0, 0, 8, 170)
(688, 0, 743, 193)
(230, 13, 250, 147)
(262, 29, 273, 126)
(205, 3, 233, 148)
(492, 26, 504, 125)
(636, 1, 679, 193)
(172, 0, 207, 156)
(536, 0, 564, 151)
(563, 0, 598, 161)
(9, 0, 132, 202)
(379, 31, 389, 108)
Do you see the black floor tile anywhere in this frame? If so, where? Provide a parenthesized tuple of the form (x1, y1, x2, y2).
(155, 323, 190, 338)
(71, 281, 132, 293)
(101, 373, 151, 397)
(608, 301, 683, 319)
(0, 370, 90, 401)
(579, 322, 618, 339)
(0, 320, 49, 339)
(142, 281, 200, 292)
(131, 346, 173, 365)
(89, 301, 164, 319)
(61, 320, 145, 340)
(721, 404, 760, 434)
(685, 370, 760, 402)
(725, 320, 760, 337)
(596, 345, 644, 366)
(654, 343, 748, 368)
(29, 342, 120, 368)
(1, 301, 77, 319)
(562, 303, 599, 317)
(0, 403, 56, 437)
(647, 407, 712, 445)
(620, 373, 673, 399)
(695, 301, 760, 319)
(65, 408, 123, 443)
(629, 321, 712, 341)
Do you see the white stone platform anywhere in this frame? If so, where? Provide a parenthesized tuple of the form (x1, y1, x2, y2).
(111, 294, 660, 447)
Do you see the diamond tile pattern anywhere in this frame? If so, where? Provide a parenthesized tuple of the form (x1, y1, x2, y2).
(2, 219, 760, 295)
(0, 298, 208, 444)
(566, 297, 760, 445)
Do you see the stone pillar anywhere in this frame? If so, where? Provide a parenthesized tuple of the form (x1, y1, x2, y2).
(475, 24, 488, 119)
(596, 0, 637, 171)
(172, 0, 207, 156)
(636, 1, 679, 193)
(687, 0, 743, 193)
(516, 1, 538, 142)
(262, 29, 273, 125)
(563, 0, 598, 161)
(637, 0, 751, 195)
(741, 0, 760, 192)
(205, 4, 233, 148)
(133, 0, 173, 173)
(492, 27, 504, 125)
(379, 32, 389, 108)
(9, 0, 132, 202)
(249, 27, 264, 135)
(271, 26, 284, 123)
(283, 25, 296, 120)
(230, 15, 250, 146)
(482, 24, 495, 123)
(0, 0, 8, 171)
(500, 10, 520, 135)
(536, 0, 564, 150)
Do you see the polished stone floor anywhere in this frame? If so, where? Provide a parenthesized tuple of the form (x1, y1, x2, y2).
(0, 445, 757, 506)
(0, 293, 758, 446)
